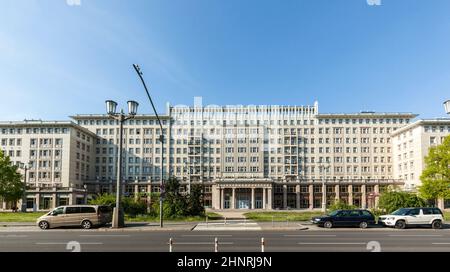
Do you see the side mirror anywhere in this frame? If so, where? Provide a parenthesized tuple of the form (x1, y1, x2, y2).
(51, 212, 58, 216)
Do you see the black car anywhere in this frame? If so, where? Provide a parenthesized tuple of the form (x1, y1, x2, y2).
(311, 209, 376, 228)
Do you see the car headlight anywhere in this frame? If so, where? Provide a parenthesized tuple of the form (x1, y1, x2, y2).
(314, 218, 321, 221)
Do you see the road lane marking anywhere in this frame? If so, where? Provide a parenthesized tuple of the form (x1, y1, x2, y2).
(298, 242, 366, 245)
(389, 235, 443, 237)
(36, 242, 103, 245)
(0, 235, 28, 238)
(79, 235, 130, 237)
(432, 243, 450, 245)
(174, 242, 234, 245)
(284, 235, 337, 237)
(181, 235, 232, 237)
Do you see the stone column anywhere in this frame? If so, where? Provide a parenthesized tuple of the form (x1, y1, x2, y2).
(52, 191, 57, 209)
(220, 188, 224, 209)
(308, 184, 314, 210)
(348, 185, 353, 206)
(109, 183, 113, 194)
(283, 185, 288, 209)
(374, 184, 380, 208)
(134, 182, 139, 201)
(147, 184, 152, 206)
(2, 200, 7, 210)
(267, 188, 273, 210)
(335, 184, 340, 203)
(296, 185, 300, 209)
(438, 198, 445, 210)
(322, 183, 327, 209)
(35, 189, 40, 211)
(231, 188, 236, 209)
(262, 188, 267, 210)
(251, 188, 255, 209)
(361, 184, 367, 209)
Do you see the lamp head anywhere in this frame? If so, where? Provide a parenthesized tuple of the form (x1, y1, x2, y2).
(444, 100, 450, 115)
(106, 100, 118, 115)
(127, 100, 139, 116)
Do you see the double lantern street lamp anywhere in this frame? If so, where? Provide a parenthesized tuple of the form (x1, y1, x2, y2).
(105, 100, 139, 228)
(19, 161, 32, 212)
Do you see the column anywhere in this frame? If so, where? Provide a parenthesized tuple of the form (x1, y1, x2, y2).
(283, 185, 287, 209)
(267, 188, 273, 210)
(52, 192, 57, 209)
(251, 188, 255, 209)
(2, 200, 6, 210)
(374, 184, 380, 208)
(308, 184, 314, 210)
(361, 184, 367, 209)
(134, 182, 139, 201)
(348, 185, 353, 206)
(296, 185, 300, 209)
(220, 188, 224, 209)
(335, 184, 340, 203)
(231, 188, 235, 209)
(262, 188, 267, 210)
(322, 183, 327, 210)
(35, 189, 40, 211)
(438, 198, 445, 210)
(147, 184, 152, 206)
(109, 183, 113, 194)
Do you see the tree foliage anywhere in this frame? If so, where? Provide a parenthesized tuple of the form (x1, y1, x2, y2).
(88, 194, 147, 216)
(419, 135, 450, 200)
(328, 200, 356, 211)
(0, 150, 24, 203)
(378, 191, 427, 214)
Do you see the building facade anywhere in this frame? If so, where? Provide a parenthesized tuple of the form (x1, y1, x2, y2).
(0, 120, 97, 210)
(392, 119, 450, 191)
(0, 99, 424, 211)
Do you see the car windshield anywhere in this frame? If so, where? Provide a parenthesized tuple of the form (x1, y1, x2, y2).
(328, 210, 340, 216)
(391, 208, 411, 215)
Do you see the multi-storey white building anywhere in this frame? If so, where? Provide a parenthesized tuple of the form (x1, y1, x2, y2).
(0, 99, 421, 211)
(392, 119, 450, 191)
(0, 120, 97, 210)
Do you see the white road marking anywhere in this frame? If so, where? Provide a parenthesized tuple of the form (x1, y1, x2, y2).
(389, 235, 443, 237)
(0, 235, 28, 238)
(174, 242, 234, 245)
(284, 235, 337, 237)
(79, 235, 130, 237)
(432, 243, 450, 245)
(181, 235, 232, 237)
(36, 242, 103, 245)
(298, 242, 366, 245)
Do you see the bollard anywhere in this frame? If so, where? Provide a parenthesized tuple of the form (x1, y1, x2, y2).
(272, 216, 274, 228)
(244, 217, 247, 226)
(224, 217, 227, 225)
(169, 238, 173, 252)
(286, 216, 289, 227)
(214, 237, 218, 252)
(261, 237, 265, 252)
(206, 216, 208, 228)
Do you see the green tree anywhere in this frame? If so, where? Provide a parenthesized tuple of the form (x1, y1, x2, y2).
(186, 184, 205, 216)
(0, 150, 24, 206)
(163, 177, 187, 218)
(378, 191, 426, 214)
(88, 193, 147, 216)
(419, 135, 450, 202)
(328, 200, 356, 211)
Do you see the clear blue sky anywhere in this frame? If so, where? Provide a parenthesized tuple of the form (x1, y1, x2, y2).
(1, 0, 450, 120)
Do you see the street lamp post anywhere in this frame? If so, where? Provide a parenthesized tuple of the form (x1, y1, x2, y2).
(133, 64, 165, 228)
(19, 161, 32, 212)
(444, 100, 450, 115)
(106, 100, 139, 228)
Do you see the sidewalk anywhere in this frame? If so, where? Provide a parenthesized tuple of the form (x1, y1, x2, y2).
(0, 221, 198, 232)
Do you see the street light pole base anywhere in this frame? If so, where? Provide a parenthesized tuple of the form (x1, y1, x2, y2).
(111, 207, 125, 228)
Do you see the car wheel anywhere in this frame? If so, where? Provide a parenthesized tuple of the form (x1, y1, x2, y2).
(432, 220, 442, 229)
(81, 220, 92, 229)
(38, 221, 49, 230)
(359, 221, 368, 229)
(323, 221, 333, 229)
(395, 220, 406, 229)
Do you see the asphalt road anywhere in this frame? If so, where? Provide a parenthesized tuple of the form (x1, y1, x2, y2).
(2, 228, 450, 252)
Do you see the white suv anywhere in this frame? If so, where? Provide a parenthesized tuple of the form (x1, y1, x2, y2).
(378, 207, 444, 229)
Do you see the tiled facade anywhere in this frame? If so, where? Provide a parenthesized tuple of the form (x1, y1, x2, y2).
(5, 98, 444, 211)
